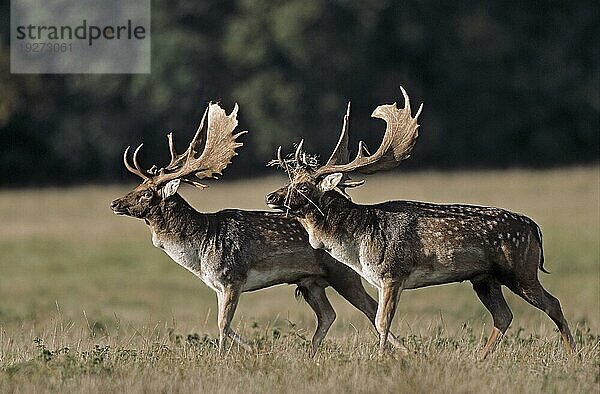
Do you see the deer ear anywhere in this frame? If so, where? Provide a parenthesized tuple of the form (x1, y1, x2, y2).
(160, 179, 181, 199)
(319, 173, 343, 192)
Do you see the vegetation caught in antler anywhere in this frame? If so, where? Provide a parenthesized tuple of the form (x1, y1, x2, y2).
(123, 103, 247, 188)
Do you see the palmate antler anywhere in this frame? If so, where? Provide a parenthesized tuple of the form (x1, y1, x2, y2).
(314, 87, 422, 177)
(273, 87, 422, 184)
(123, 103, 246, 188)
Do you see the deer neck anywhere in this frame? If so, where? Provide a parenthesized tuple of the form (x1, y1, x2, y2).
(299, 191, 357, 249)
(297, 191, 368, 280)
(144, 193, 208, 247)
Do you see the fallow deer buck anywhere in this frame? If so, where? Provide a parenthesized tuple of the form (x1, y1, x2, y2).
(110, 102, 405, 356)
(266, 87, 576, 358)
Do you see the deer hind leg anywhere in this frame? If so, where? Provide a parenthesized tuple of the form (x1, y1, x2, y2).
(216, 285, 250, 355)
(328, 273, 408, 354)
(471, 277, 513, 359)
(505, 278, 576, 354)
(299, 281, 336, 357)
(375, 280, 402, 356)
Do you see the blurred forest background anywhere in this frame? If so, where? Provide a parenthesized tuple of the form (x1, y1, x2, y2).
(0, 0, 598, 186)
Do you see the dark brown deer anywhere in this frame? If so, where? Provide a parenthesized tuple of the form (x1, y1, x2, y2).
(110, 102, 405, 356)
(266, 88, 576, 358)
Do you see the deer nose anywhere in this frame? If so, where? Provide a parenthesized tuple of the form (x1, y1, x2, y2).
(110, 199, 120, 210)
(265, 192, 280, 205)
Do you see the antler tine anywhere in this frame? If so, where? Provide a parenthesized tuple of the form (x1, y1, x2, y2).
(294, 139, 304, 165)
(400, 85, 423, 119)
(123, 145, 150, 180)
(123, 146, 138, 176)
(132, 144, 151, 179)
(277, 145, 285, 166)
(123, 144, 149, 180)
(416, 102, 424, 118)
(167, 132, 178, 167)
(277, 145, 292, 173)
(326, 101, 351, 166)
(185, 105, 210, 162)
(400, 86, 410, 114)
(314, 86, 422, 177)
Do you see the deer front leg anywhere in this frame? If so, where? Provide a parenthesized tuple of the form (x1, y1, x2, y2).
(325, 268, 408, 354)
(226, 328, 253, 352)
(375, 279, 402, 356)
(216, 285, 244, 355)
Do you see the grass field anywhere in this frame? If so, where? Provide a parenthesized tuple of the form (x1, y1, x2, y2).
(0, 167, 598, 393)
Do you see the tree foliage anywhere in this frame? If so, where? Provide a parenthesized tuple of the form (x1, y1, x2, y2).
(0, 0, 597, 186)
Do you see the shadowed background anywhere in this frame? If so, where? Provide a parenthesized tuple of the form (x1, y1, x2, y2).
(0, 1, 598, 186)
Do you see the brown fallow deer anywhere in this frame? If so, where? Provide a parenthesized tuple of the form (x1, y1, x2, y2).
(110, 102, 405, 356)
(265, 87, 576, 358)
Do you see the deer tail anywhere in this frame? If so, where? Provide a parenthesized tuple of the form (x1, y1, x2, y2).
(532, 220, 550, 274)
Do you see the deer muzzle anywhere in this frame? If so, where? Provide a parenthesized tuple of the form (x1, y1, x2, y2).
(265, 191, 284, 210)
(110, 199, 128, 215)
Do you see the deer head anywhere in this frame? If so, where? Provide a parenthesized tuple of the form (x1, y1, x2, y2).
(111, 102, 246, 218)
(266, 87, 422, 216)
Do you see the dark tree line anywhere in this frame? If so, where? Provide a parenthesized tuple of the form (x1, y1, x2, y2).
(0, 0, 598, 186)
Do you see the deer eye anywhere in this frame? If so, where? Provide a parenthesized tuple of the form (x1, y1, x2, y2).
(141, 191, 153, 200)
(297, 184, 309, 194)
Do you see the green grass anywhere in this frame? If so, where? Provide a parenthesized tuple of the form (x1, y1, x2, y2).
(0, 167, 598, 393)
